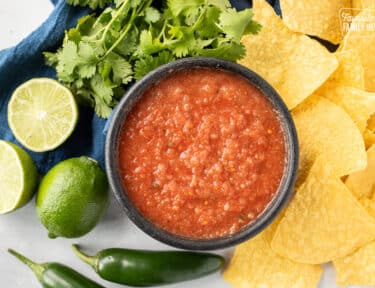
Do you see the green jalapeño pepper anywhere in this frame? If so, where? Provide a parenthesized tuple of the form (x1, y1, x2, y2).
(72, 244, 225, 287)
(8, 249, 105, 288)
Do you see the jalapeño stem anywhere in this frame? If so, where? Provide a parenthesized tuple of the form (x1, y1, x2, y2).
(8, 249, 45, 281)
(71, 244, 97, 268)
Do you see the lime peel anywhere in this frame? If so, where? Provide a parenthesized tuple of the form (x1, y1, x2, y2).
(36, 156, 108, 238)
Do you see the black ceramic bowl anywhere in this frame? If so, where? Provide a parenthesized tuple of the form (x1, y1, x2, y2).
(105, 57, 298, 250)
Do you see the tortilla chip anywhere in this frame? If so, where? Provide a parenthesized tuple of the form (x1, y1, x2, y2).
(341, 9, 375, 92)
(280, 0, 350, 44)
(364, 129, 375, 149)
(239, 0, 338, 109)
(334, 240, 375, 286)
(271, 158, 375, 264)
(318, 86, 375, 133)
(314, 50, 374, 133)
(261, 213, 285, 244)
(346, 145, 375, 198)
(352, 0, 375, 9)
(369, 114, 375, 131)
(292, 96, 367, 180)
(359, 197, 375, 218)
(223, 230, 322, 288)
(352, 0, 361, 9)
(321, 50, 365, 89)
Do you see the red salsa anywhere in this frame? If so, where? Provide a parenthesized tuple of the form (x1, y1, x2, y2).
(119, 68, 285, 239)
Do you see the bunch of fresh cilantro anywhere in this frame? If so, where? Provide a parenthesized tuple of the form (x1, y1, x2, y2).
(45, 0, 261, 118)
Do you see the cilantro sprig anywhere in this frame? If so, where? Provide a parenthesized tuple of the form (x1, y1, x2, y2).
(46, 0, 261, 118)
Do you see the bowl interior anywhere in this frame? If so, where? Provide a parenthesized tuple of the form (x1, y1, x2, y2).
(105, 57, 298, 250)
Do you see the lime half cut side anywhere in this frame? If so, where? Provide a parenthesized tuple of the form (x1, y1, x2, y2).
(8, 78, 78, 152)
(0, 141, 38, 214)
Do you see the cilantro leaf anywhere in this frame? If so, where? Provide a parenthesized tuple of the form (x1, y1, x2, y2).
(107, 52, 133, 85)
(195, 41, 246, 61)
(244, 19, 263, 35)
(66, 0, 81, 6)
(137, 30, 164, 56)
(90, 74, 114, 118)
(67, 29, 82, 44)
(66, 0, 112, 10)
(134, 51, 175, 80)
(78, 64, 97, 79)
(114, 28, 138, 57)
(194, 6, 221, 38)
(55, 41, 80, 82)
(184, 7, 201, 26)
(220, 8, 261, 42)
(207, 0, 231, 10)
(145, 7, 161, 23)
(76, 14, 97, 36)
(167, 26, 196, 57)
(74, 86, 95, 106)
(167, 0, 205, 16)
(44, 52, 58, 67)
(78, 42, 96, 60)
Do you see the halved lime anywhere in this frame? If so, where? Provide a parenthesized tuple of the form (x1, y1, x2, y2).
(8, 78, 78, 152)
(0, 141, 38, 214)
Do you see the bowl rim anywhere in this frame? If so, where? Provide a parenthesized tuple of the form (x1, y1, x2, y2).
(105, 57, 299, 250)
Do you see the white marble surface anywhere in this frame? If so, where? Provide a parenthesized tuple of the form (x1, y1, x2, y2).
(0, 1, 368, 287)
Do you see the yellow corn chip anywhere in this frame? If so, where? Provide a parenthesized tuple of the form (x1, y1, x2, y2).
(271, 157, 375, 264)
(369, 114, 375, 131)
(346, 145, 375, 198)
(314, 49, 374, 133)
(292, 96, 367, 180)
(341, 9, 375, 92)
(364, 129, 375, 149)
(263, 215, 284, 244)
(239, 0, 338, 109)
(223, 230, 322, 288)
(352, 0, 375, 9)
(280, 0, 350, 44)
(318, 86, 375, 133)
(322, 50, 365, 89)
(334, 240, 375, 286)
(359, 197, 375, 218)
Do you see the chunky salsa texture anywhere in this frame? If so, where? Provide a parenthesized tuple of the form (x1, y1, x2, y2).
(119, 68, 285, 239)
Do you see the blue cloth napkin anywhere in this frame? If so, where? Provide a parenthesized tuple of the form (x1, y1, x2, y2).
(0, 0, 279, 174)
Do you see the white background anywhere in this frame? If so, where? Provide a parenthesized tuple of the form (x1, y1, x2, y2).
(0, 1, 368, 287)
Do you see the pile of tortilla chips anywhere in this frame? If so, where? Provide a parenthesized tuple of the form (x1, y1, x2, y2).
(224, 0, 375, 287)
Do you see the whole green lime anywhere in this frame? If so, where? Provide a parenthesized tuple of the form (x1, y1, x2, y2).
(36, 156, 108, 239)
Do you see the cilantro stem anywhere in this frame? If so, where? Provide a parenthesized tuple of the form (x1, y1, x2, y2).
(85, 27, 106, 41)
(102, 0, 153, 59)
(192, 6, 207, 30)
(101, 9, 137, 58)
(158, 20, 168, 41)
(99, 0, 131, 44)
(93, 14, 105, 29)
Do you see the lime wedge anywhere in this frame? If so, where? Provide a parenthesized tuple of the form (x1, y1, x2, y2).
(8, 78, 78, 152)
(0, 141, 38, 214)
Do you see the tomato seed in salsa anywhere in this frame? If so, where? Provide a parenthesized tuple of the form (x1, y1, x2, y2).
(119, 68, 286, 239)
